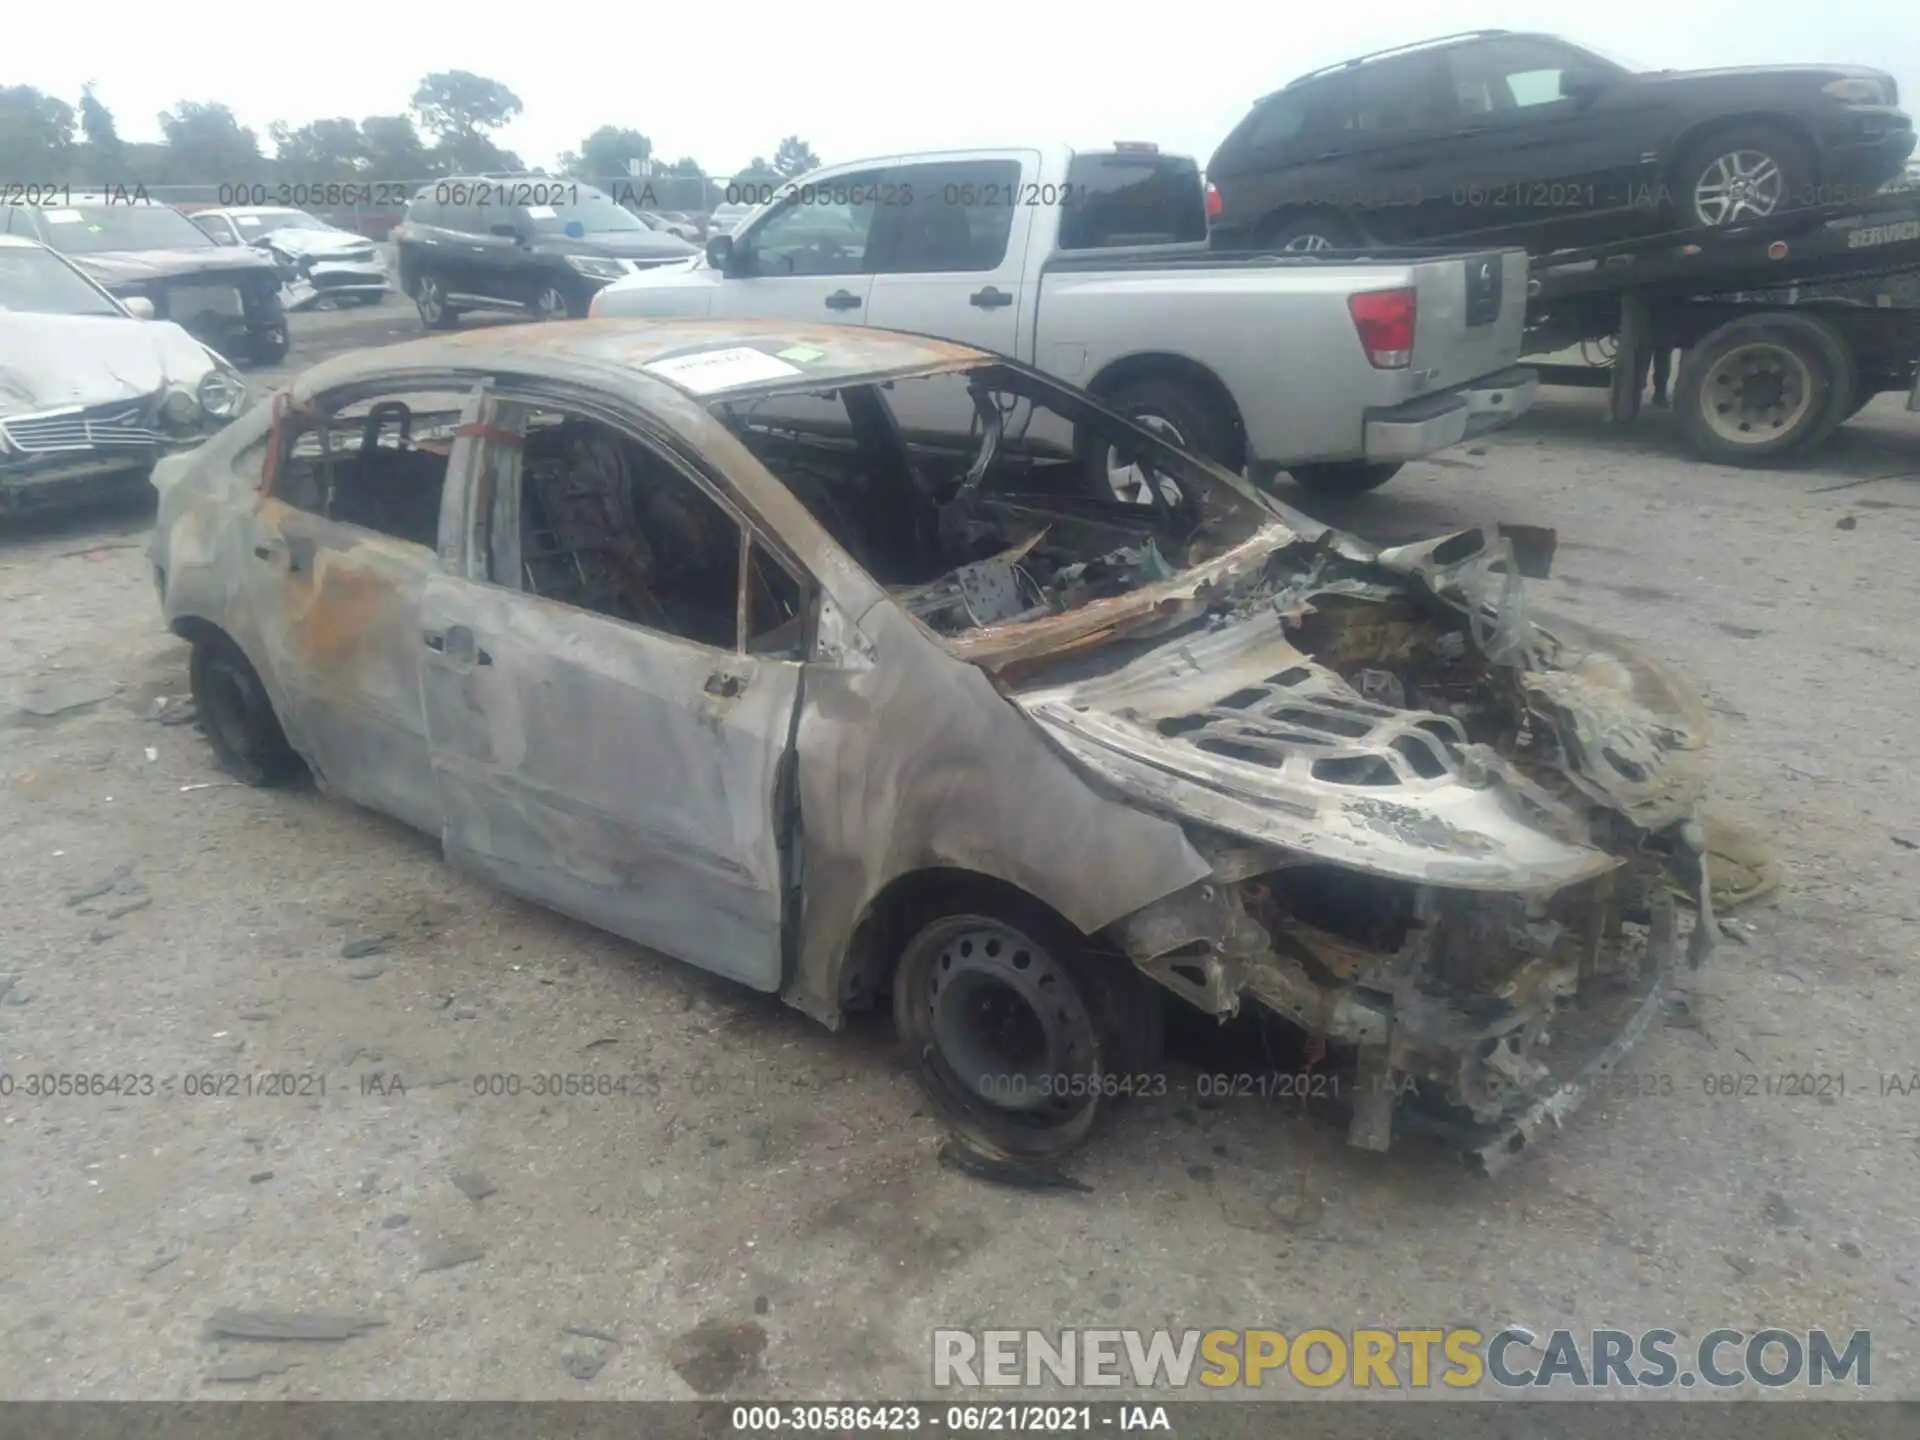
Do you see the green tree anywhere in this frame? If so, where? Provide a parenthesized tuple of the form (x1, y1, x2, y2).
(0, 86, 77, 183)
(731, 156, 781, 187)
(411, 71, 522, 173)
(157, 100, 263, 183)
(268, 117, 365, 179)
(577, 126, 652, 182)
(772, 136, 819, 178)
(360, 115, 432, 181)
(76, 83, 123, 181)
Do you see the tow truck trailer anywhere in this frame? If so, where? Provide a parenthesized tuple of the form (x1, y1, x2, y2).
(1523, 190, 1920, 466)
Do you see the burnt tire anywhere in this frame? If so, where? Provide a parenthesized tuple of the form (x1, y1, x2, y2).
(1674, 124, 1813, 229)
(1259, 212, 1363, 252)
(892, 894, 1150, 1161)
(1288, 460, 1404, 497)
(189, 632, 302, 787)
(1083, 375, 1236, 506)
(1673, 313, 1854, 466)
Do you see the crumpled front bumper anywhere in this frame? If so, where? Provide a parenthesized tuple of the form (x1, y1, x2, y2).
(281, 259, 391, 311)
(1111, 824, 1713, 1176)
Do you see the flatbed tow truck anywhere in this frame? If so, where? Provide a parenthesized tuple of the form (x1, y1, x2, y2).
(1523, 189, 1920, 465)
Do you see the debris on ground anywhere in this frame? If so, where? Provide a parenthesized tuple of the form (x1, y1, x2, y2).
(451, 1171, 497, 1202)
(20, 676, 118, 719)
(206, 1355, 300, 1383)
(936, 1138, 1093, 1193)
(203, 1309, 386, 1341)
(65, 866, 151, 920)
(417, 1236, 485, 1274)
(668, 1318, 767, 1395)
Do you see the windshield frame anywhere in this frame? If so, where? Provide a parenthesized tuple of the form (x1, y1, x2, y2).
(0, 242, 129, 317)
(33, 202, 217, 255)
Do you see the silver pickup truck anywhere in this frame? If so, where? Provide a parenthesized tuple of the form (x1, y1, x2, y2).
(590, 145, 1538, 496)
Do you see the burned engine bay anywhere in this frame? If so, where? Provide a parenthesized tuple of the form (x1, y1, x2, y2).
(1000, 521, 1719, 1174)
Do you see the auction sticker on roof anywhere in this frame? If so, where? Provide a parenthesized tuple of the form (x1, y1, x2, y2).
(642, 347, 803, 394)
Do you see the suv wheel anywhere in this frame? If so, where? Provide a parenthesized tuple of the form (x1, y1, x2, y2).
(531, 281, 575, 321)
(1676, 125, 1811, 228)
(413, 272, 460, 330)
(1261, 213, 1362, 253)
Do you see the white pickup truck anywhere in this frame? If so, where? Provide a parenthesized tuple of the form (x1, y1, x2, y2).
(590, 145, 1539, 496)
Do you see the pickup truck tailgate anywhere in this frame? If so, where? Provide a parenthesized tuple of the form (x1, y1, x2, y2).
(1407, 248, 1530, 391)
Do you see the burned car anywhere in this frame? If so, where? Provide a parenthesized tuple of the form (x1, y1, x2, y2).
(4, 196, 289, 364)
(190, 207, 391, 311)
(148, 320, 1713, 1174)
(1, 236, 247, 518)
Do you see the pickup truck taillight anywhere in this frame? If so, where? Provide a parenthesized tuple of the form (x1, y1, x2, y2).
(1348, 287, 1416, 368)
(1204, 181, 1222, 220)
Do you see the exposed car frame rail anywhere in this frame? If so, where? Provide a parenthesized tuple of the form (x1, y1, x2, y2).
(1522, 191, 1920, 463)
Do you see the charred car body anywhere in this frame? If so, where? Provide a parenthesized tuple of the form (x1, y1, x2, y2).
(1, 236, 247, 517)
(4, 197, 289, 365)
(190, 207, 391, 311)
(148, 320, 1713, 1174)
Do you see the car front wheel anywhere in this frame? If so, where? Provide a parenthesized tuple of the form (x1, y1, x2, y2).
(894, 898, 1146, 1161)
(1676, 125, 1811, 228)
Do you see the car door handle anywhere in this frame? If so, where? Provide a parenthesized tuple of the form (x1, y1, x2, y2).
(970, 286, 1013, 309)
(823, 290, 862, 311)
(424, 626, 491, 663)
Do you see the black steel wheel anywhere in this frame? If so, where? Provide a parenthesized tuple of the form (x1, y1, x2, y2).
(894, 901, 1120, 1160)
(189, 633, 302, 787)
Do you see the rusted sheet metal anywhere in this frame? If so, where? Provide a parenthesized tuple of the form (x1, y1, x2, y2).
(785, 596, 1213, 1027)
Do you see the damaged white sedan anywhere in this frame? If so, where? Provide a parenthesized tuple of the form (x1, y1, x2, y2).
(2, 235, 247, 518)
(148, 319, 1713, 1175)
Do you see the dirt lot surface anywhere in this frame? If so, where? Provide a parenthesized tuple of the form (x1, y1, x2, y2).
(3, 304, 1918, 1401)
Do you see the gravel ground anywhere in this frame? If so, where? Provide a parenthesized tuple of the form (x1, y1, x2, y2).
(2, 309, 1918, 1403)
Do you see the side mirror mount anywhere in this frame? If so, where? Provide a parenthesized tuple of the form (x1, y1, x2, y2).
(706, 232, 737, 274)
(1560, 69, 1609, 105)
(122, 296, 156, 320)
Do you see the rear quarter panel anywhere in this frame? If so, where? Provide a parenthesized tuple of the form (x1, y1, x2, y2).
(1035, 258, 1523, 464)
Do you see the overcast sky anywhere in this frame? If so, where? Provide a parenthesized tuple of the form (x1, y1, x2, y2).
(12, 0, 1918, 176)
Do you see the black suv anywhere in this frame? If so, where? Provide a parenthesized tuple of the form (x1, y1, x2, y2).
(392, 178, 698, 328)
(1206, 30, 1916, 253)
(3, 196, 288, 363)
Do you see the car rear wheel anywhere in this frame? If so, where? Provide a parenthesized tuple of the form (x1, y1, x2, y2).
(1260, 213, 1363, 253)
(249, 326, 289, 365)
(893, 896, 1153, 1161)
(189, 633, 303, 788)
(1288, 460, 1404, 497)
(1676, 125, 1812, 228)
(1087, 376, 1235, 506)
(1673, 313, 1854, 465)
(412, 272, 460, 330)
